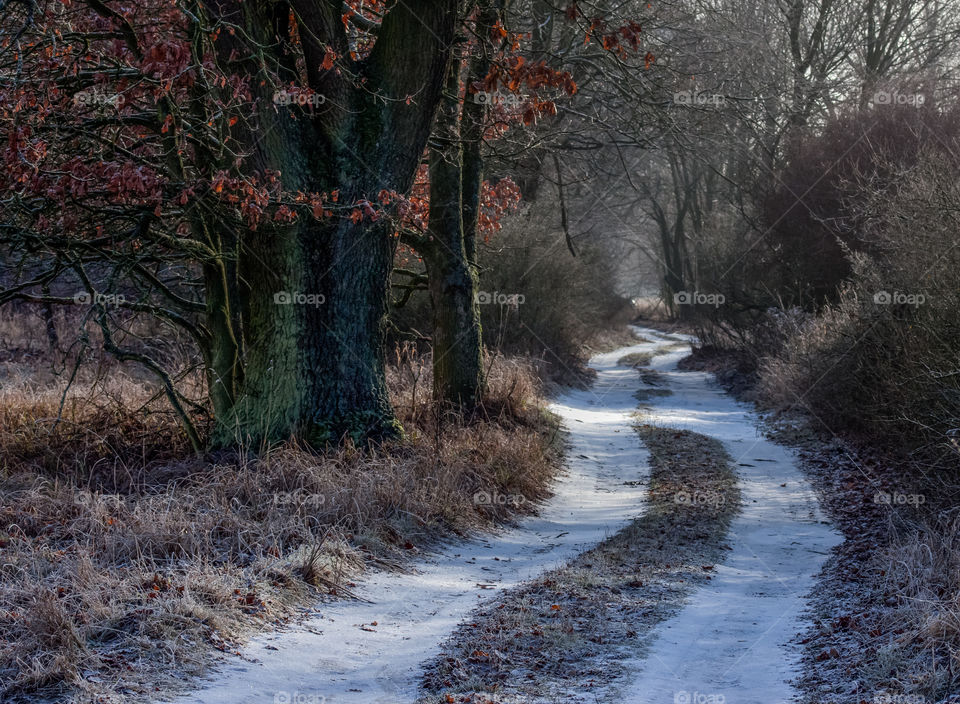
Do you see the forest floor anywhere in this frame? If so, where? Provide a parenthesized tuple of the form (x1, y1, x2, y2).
(0, 311, 562, 704)
(14, 322, 947, 704)
(172, 328, 843, 704)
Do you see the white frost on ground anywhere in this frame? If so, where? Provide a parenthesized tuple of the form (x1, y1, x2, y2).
(609, 326, 843, 704)
(172, 327, 841, 704)
(171, 333, 664, 704)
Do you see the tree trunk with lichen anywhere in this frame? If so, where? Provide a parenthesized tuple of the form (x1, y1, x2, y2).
(420, 51, 486, 409)
(206, 0, 458, 447)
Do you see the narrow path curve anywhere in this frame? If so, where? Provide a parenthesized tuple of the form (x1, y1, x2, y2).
(172, 332, 665, 704)
(612, 327, 842, 704)
(173, 329, 840, 704)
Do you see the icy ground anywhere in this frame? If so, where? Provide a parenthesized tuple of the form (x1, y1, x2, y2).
(173, 327, 840, 704)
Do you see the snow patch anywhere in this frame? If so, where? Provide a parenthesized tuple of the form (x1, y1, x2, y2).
(610, 327, 842, 704)
(171, 333, 666, 704)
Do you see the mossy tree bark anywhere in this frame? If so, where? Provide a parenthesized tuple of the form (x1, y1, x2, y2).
(413, 10, 506, 410)
(460, 1, 501, 268)
(203, 0, 459, 447)
(421, 58, 485, 408)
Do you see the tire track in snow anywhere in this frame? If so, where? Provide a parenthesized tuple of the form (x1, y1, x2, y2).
(174, 327, 839, 704)
(608, 327, 842, 704)
(172, 331, 669, 704)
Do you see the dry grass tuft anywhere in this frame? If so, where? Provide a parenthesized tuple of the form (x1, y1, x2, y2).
(617, 351, 653, 368)
(888, 516, 960, 638)
(864, 513, 960, 700)
(0, 341, 560, 703)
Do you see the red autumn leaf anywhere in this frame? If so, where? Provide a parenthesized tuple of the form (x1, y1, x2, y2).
(322, 48, 336, 71)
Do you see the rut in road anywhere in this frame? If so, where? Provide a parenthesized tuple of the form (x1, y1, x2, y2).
(174, 330, 666, 704)
(610, 328, 841, 704)
(173, 328, 839, 704)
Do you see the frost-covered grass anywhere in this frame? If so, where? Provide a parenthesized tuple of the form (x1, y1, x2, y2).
(0, 341, 559, 703)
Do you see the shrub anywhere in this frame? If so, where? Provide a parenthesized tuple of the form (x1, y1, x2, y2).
(689, 103, 960, 356)
(758, 150, 960, 467)
(389, 197, 634, 386)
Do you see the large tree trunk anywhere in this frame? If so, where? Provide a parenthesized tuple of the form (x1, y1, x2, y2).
(422, 52, 485, 408)
(208, 0, 458, 447)
(219, 215, 400, 447)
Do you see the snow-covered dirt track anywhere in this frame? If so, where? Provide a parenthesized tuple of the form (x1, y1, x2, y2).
(612, 329, 842, 704)
(172, 328, 840, 704)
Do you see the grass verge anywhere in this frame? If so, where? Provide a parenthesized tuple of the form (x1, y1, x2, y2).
(765, 419, 960, 704)
(0, 353, 560, 704)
